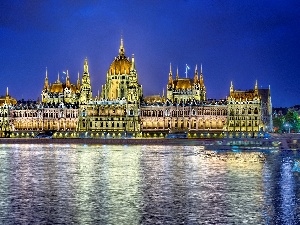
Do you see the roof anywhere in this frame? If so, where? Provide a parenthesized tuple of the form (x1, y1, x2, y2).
(172, 78, 194, 90)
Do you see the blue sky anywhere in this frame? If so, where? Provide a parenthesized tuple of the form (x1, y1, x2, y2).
(0, 0, 299, 107)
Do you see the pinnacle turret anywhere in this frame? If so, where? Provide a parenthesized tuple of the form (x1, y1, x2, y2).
(119, 36, 125, 56)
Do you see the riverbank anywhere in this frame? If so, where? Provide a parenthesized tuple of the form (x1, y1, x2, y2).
(0, 138, 211, 146)
(0, 137, 286, 150)
(0, 133, 299, 150)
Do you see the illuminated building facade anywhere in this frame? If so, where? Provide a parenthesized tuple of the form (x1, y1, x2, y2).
(11, 101, 78, 132)
(0, 88, 16, 137)
(77, 38, 143, 135)
(167, 64, 206, 103)
(226, 81, 273, 136)
(1, 38, 272, 137)
(42, 69, 81, 105)
(140, 100, 227, 137)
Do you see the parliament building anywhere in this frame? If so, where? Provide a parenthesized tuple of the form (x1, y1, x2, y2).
(0, 38, 273, 138)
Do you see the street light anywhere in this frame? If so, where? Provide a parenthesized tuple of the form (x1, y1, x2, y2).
(284, 123, 290, 133)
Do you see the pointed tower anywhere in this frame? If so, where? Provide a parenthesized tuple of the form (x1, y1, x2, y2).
(80, 58, 92, 104)
(66, 70, 70, 88)
(43, 67, 49, 90)
(176, 66, 179, 80)
(193, 64, 198, 83)
(230, 81, 234, 95)
(77, 72, 81, 90)
(199, 64, 204, 86)
(254, 80, 258, 94)
(168, 63, 173, 85)
(119, 36, 125, 57)
(131, 54, 135, 71)
(57, 72, 60, 83)
(199, 64, 206, 101)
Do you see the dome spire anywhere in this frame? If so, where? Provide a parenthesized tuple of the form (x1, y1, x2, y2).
(6, 87, 8, 96)
(119, 36, 125, 56)
(176, 66, 179, 80)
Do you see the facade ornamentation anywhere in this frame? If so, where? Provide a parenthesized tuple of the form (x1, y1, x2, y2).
(42, 68, 80, 105)
(167, 64, 206, 103)
(1, 38, 273, 137)
(77, 38, 142, 135)
(226, 81, 273, 135)
(0, 88, 17, 137)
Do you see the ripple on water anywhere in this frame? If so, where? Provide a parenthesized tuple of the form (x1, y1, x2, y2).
(0, 144, 299, 224)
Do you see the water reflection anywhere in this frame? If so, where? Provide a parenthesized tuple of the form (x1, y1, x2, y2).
(0, 144, 298, 224)
(280, 157, 296, 224)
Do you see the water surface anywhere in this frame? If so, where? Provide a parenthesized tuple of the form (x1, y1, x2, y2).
(0, 144, 299, 224)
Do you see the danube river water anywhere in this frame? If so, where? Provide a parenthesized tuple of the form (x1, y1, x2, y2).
(0, 144, 299, 224)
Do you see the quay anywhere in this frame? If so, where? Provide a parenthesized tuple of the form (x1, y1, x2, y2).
(0, 133, 299, 151)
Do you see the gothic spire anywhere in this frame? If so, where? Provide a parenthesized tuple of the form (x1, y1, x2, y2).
(77, 72, 81, 89)
(168, 63, 173, 85)
(194, 64, 199, 83)
(230, 81, 234, 93)
(66, 70, 70, 87)
(131, 54, 135, 70)
(119, 36, 125, 56)
(44, 67, 49, 90)
(176, 66, 179, 80)
(84, 57, 89, 74)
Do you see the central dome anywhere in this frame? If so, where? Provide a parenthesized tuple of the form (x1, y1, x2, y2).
(108, 38, 132, 75)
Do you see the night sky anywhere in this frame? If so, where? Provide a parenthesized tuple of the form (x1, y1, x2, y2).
(0, 1, 299, 107)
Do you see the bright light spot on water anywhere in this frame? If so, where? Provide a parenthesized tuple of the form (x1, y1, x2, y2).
(0, 144, 297, 224)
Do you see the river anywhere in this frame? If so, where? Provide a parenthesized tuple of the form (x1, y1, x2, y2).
(0, 144, 299, 224)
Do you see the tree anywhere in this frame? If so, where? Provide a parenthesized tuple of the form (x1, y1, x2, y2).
(285, 110, 300, 132)
(273, 115, 285, 133)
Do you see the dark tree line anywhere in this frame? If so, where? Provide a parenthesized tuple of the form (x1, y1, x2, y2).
(273, 109, 300, 133)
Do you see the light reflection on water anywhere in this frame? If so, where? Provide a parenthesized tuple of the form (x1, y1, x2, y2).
(0, 144, 299, 224)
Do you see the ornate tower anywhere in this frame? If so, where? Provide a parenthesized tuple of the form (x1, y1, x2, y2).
(199, 64, 206, 101)
(101, 37, 142, 102)
(79, 58, 92, 104)
(167, 64, 207, 102)
(43, 67, 49, 90)
(226, 81, 263, 136)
